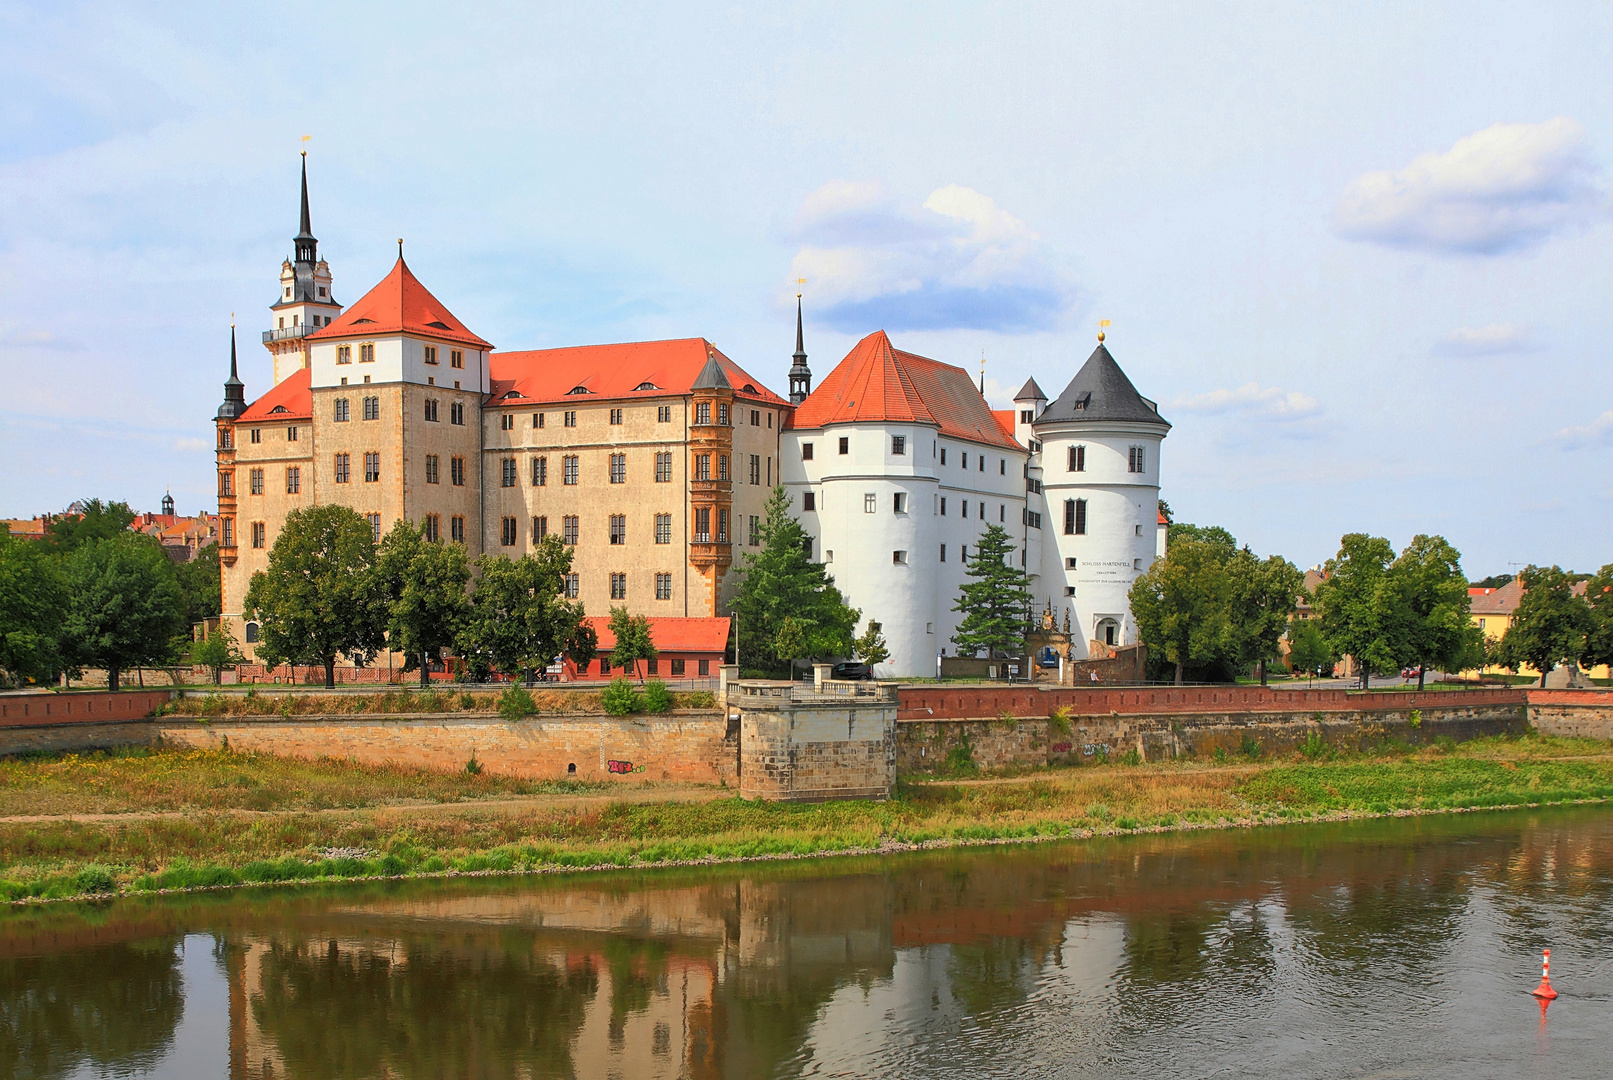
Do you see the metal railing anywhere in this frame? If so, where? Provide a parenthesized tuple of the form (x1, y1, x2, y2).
(730, 680, 897, 705)
(262, 324, 313, 344)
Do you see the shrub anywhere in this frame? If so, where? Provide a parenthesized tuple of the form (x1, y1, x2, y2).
(498, 686, 537, 721)
(1119, 749, 1142, 767)
(1409, 708, 1423, 729)
(1048, 707, 1073, 737)
(74, 865, 116, 894)
(642, 680, 674, 714)
(942, 732, 978, 776)
(459, 692, 476, 711)
(1212, 746, 1229, 764)
(602, 677, 641, 716)
(1299, 730, 1328, 760)
(465, 752, 483, 776)
(1240, 733, 1263, 759)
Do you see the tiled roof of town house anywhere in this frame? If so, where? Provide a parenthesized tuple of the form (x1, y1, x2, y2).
(306, 256, 493, 350)
(239, 368, 313, 421)
(787, 330, 1021, 450)
(1470, 577, 1524, 616)
(487, 339, 788, 407)
(1039, 343, 1170, 427)
(583, 616, 732, 654)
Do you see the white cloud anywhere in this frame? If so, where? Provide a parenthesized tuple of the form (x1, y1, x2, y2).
(1433, 322, 1534, 357)
(1170, 382, 1321, 422)
(787, 180, 1077, 333)
(1334, 118, 1606, 254)
(1555, 411, 1613, 450)
(171, 437, 209, 452)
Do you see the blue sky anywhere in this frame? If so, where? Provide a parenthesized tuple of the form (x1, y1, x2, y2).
(2, 1, 1610, 576)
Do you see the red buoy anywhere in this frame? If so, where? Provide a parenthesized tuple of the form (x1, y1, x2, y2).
(1531, 948, 1558, 1000)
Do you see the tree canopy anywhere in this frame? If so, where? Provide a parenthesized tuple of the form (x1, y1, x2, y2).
(1130, 535, 1235, 684)
(0, 531, 67, 687)
(854, 620, 890, 668)
(375, 520, 472, 687)
(243, 504, 387, 688)
(1226, 547, 1303, 685)
(1392, 534, 1483, 688)
(951, 524, 1032, 660)
(607, 606, 656, 682)
(1312, 533, 1401, 689)
(460, 536, 589, 681)
(44, 499, 136, 555)
(1583, 563, 1613, 675)
(1497, 564, 1589, 686)
(62, 533, 185, 691)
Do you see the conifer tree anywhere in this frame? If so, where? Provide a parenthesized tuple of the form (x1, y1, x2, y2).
(731, 485, 858, 673)
(950, 525, 1031, 662)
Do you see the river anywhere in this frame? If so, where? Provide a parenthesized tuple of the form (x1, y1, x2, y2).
(2, 807, 1609, 1078)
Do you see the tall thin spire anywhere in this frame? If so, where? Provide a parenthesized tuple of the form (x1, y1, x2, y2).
(298, 152, 312, 238)
(293, 151, 317, 266)
(217, 321, 247, 420)
(788, 294, 812, 406)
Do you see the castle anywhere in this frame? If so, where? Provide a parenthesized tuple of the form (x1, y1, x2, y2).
(214, 160, 1168, 676)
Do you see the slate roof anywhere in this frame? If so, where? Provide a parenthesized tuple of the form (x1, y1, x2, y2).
(1037, 343, 1169, 427)
(1014, 376, 1046, 401)
(307, 257, 493, 350)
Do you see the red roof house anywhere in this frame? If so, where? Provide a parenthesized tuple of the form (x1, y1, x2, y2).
(566, 616, 731, 681)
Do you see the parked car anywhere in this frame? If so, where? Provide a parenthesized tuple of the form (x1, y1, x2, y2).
(1400, 666, 1423, 680)
(832, 661, 872, 681)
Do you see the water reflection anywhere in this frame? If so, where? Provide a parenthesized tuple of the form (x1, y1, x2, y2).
(0, 808, 1609, 1079)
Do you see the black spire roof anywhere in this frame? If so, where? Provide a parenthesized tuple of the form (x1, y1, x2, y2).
(1037, 343, 1169, 427)
(1013, 376, 1046, 401)
(692, 352, 732, 391)
(216, 326, 247, 420)
(788, 296, 811, 405)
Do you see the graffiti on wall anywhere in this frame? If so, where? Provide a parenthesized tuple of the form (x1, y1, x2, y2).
(607, 760, 646, 775)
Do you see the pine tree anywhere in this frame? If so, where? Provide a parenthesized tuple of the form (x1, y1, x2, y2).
(731, 485, 858, 673)
(854, 620, 890, 668)
(950, 525, 1031, 661)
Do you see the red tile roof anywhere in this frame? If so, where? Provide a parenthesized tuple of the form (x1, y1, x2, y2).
(788, 331, 1021, 450)
(991, 409, 1018, 440)
(488, 339, 787, 408)
(239, 368, 312, 420)
(584, 616, 731, 654)
(1470, 578, 1523, 616)
(307, 257, 493, 350)
(1158, 510, 1169, 525)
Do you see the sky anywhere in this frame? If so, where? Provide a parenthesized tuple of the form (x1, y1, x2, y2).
(1, 1, 1610, 577)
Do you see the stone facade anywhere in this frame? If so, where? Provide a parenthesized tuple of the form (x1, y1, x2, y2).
(733, 682, 898, 801)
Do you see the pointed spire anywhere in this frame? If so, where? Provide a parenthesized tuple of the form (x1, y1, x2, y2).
(298, 152, 313, 239)
(292, 152, 317, 268)
(217, 322, 247, 420)
(788, 295, 812, 405)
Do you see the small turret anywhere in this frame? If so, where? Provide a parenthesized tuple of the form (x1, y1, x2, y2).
(788, 296, 811, 405)
(161, 491, 175, 517)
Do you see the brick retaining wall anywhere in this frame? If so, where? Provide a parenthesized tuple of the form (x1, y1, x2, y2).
(0, 691, 172, 726)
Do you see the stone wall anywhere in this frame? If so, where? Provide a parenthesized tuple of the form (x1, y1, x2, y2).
(1527, 690, 1613, 741)
(735, 684, 898, 802)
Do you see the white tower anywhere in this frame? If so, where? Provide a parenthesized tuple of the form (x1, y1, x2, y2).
(1032, 335, 1169, 658)
(264, 152, 342, 385)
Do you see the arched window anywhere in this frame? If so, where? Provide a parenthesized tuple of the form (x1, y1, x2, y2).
(244, 622, 260, 643)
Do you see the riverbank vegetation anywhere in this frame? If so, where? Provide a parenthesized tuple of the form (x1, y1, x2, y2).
(2, 733, 1611, 905)
(150, 686, 715, 719)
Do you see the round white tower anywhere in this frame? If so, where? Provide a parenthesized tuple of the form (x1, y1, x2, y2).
(1032, 336, 1169, 659)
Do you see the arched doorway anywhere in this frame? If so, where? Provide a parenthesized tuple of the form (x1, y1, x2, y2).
(1095, 618, 1119, 647)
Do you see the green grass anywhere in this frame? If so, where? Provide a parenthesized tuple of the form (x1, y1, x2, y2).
(152, 687, 715, 719)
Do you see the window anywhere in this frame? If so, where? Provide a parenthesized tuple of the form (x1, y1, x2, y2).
(250, 468, 264, 495)
(1024, 508, 1042, 529)
(656, 572, 672, 600)
(718, 508, 729, 543)
(714, 403, 727, 426)
(251, 522, 266, 549)
(657, 405, 671, 423)
(768, 413, 773, 428)
(563, 455, 579, 485)
(288, 426, 298, 442)
(334, 398, 350, 422)
(1064, 498, 1087, 535)
(801, 442, 814, 460)
(610, 408, 623, 425)
(1000, 504, 1006, 521)
(655, 514, 672, 544)
(219, 428, 233, 449)
(501, 517, 517, 546)
(941, 497, 947, 515)
(425, 398, 439, 422)
(424, 345, 438, 365)
(1069, 445, 1086, 471)
(893, 492, 907, 513)
(1134, 558, 1144, 570)
(962, 501, 968, 518)
(962, 452, 968, 469)
(695, 454, 711, 480)
(221, 518, 233, 547)
(610, 515, 626, 544)
(1026, 477, 1043, 495)
(450, 349, 464, 369)
(564, 573, 579, 598)
(694, 507, 710, 542)
(650, 452, 671, 483)
(450, 456, 465, 486)
(748, 515, 760, 546)
(864, 493, 877, 513)
(749, 454, 760, 484)
(1020, 409, 1033, 423)
(610, 453, 626, 484)
(500, 413, 514, 431)
(250, 428, 261, 445)
(368, 513, 381, 541)
(695, 402, 710, 425)
(751, 410, 760, 426)
(940, 544, 947, 562)
(451, 515, 465, 543)
(979, 503, 986, 520)
(563, 516, 579, 545)
(450, 402, 465, 425)
(564, 410, 576, 427)
(610, 573, 627, 599)
(533, 515, 547, 540)
(501, 457, 517, 487)
(979, 456, 985, 472)
(361, 396, 379, 420)
(286, 467, 300, 495)
(425, 514, 440, 542)
(961, 545, 968, 561)
(364, 452, 380, 483)
(1000, 459, 1006, 475)
(802, 492, 816, 512)
(699, 659, 710, 676)
(1135, 524, 1143, 536)
(532, 456, 547, 486)
(718, 454, 729, 481)
(1066, 556, 1078, 569)
(1129, 446, 1146, 473)
(335, 453, 351, 484)
(892, 436, 905, 455)
(839, 436, 849, 455)
(244, 621, 259, 643)
(671, 658, 685, 676)
(940, 448, 947, 465)
(337, 345, 352, 364)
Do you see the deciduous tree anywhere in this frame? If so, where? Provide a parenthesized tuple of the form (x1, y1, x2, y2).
(607, 606, 657, 682)
(854, 620, 890, 668)
(1130, 536, 1233, 685)
(1391, 534, 1483, 689)
(0, 531, 67, 686)
(173, 544, 221, 629)
(1582, 563, 1613, 675)
(63, 534, 185, 692)
(44, 499, 136, 555)
(1226, 548, 1303, 685)
(375, 520, 472, 688)
(1284, 618, 1333, 679)
(1498, 565, 1590, 687)
(951, 525, 1033, 662)
(460, 536, 588, 682)
(1313, 533, 1401, 690)
(774, 616, 806, 680)
(189, 626, 245, 685)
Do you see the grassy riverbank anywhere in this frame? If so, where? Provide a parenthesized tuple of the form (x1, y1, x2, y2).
(2, 733, 1611, 904)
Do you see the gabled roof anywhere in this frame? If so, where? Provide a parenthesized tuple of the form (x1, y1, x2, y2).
(239, 368, 312, 421)
(487, 339, 787, 407)
(1470, 578, 1524, 616)
(307, 257, 492, 350)
(1038, 343, 1169, 427)
(991, 410, 1017, 440)
(788, 331, 1021, 450)
(1014, 376, 1046, 401)
(583, 616, 731, 654)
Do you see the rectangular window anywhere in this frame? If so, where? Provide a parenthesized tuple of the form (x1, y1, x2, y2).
(655, 514, 672, 544)
(424, 514, 440, 542)
(892, 436, 905, 455)
(839, 436, 849, 455)
(564, 573, 578, 598)
(334, 453, 350, 484)
(368, 513, 381, 541)
(500, 413, 514, 431)
(610, 572, 627, 600)
(699, 659, 710, 676)
(655, 573, 672, 600)
(802, 492, 816, 512)
(750, 410, 760, 426)
(748, 515, 760, 546)
(450, 402, 465, 425)
(655, 452, 673, 482)
(609, 453, 626, 484)
(962, 501, 968, 518)
(532, 456, 547, 486)
(671, 658, 685, 676)
(359, 343, 375, 363)
(1070, 445, 1085, 471)
(718, 454, 729, 481)
(941, 497, 947, 515)
(718, 508, 729, 543)
(249, 468, 264, 495)
(287, 426, 298, 442)
(563, 516, 579, 545)
(424, 455, 439, 484)
(610, 515, 626, 545)
(1064, 498, 1087, 535)
(893, 492, 907, 513)
(979, 456, 985, 472)
(363, 452, 380, 483)
(334, 398, 350, 422)
(286, 467, 300, 495)
(801, 442, 813, 460)
(961, 544, 968, 561)
(450, 456, 465, 486)
(749, 454, 760, 484)
(533, 515, 547, 540)
(221, 518, 233, 547)
(940, 543, 947, 562)
(251, 521, 265, 549)
(893, 550, 907, 564)
(657, 405, 671, 423)
(864, 493, 876, 513)
(610, 408, 623, 425)
(362, 396, 379, 421)
(219, 429, 232, 449)
(424, 399, 439, 422)
(563, 455, 579, 485)
(424, 345, 438, 365)
(501, 457, 517, 487)
(979, 502, 986, 520)
(695, 454, 711, 480)
(1020, 409, 1033, 423)
(451, 515, 465, 543)
(501, 517, 517, 546)
(940, 448, 947, 465)
(695, 507, 711, 542)
(695, 402, 710, 425)
(1023, 508, 1042, 530)
(1129, 445, 1146, 473)
(718, 403, 730, 426)
(250, 428, 261, 444)
(564, 410, 576, 427)
(450, 349, 464, 369)
(534, 412, 545, 428)
(337, 345, 352, 364)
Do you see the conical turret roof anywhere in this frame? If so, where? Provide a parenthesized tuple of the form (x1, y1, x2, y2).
(1014, 376, 1046, 401)
(1038, 343, 1169, 427)
(691, 352, 732, 390)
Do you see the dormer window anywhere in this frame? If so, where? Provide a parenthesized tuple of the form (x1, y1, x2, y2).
(634, 381, 660, 391)
(319, 287, 326, 297)
(1073, 392, 1091, 410)
(502, 390, 523, 399)
(426, 320, 450, 330)
(269, 405, 288, 414)
(567, 386, 591, 395)
(353, 318, 374, 324)
(284, 288, 291, 299)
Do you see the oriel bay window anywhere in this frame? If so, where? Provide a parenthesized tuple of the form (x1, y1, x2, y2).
(695, 454, 711, 480)
(695, 507, 711, 542)
(717, 508, 729, 543)
(718, 454, 729, 481)
(695, 401, 710, 425)
(218, 471, 233, 496)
